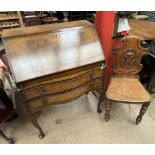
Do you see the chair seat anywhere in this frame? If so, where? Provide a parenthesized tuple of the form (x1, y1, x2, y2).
(106, 77, 151, 103)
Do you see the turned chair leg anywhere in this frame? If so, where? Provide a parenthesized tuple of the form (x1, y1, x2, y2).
(105, 99, 112, 122)
(31, 112, 45, 139)
(0, 129, 14, 144)
(136, 102, 150, 125)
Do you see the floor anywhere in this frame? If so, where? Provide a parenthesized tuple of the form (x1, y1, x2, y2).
(0, 81, 155, 144)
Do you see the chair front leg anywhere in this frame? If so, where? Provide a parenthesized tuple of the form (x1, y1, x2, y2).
(136, 102, 150, 125)
(105, 99, 112, 122)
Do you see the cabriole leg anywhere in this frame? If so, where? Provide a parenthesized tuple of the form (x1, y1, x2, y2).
(97, 89, 105, 113)
(31, 112, 45, 139)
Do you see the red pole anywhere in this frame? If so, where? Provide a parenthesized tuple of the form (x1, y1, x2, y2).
(96, 11, 115, 89)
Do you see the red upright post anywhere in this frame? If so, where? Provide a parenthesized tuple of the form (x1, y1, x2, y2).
(96, 11, 115, 89)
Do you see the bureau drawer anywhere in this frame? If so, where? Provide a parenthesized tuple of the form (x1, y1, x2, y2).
(22, 67, 104, 101)
(26, 78, 104, 114)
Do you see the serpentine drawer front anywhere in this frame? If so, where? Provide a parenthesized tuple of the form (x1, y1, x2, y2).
(22, 66, 104, 101)
(27, 76, 104, 114)
(2, 20, 105, 138)
(23, 65, 105, 114)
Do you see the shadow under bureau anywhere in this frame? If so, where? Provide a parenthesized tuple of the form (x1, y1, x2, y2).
(2, 20, 105, 138)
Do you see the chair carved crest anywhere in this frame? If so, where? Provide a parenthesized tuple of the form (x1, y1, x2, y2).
(112, 36, 149, 76)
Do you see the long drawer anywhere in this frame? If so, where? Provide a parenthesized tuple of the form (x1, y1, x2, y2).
(22, 66, 104, 101)
(26, 78, 104, 114)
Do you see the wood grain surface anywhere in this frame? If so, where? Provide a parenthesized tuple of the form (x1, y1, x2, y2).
(2, 20, 104, 83)
(129, 19, 155, 40)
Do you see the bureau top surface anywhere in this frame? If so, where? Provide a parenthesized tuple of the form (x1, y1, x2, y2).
(2, 20, 104, 83)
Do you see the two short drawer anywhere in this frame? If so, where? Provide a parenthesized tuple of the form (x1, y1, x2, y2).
(21, 65, 105, 114)
(22, 66, 104, 102)
(26, 78, 104, 114)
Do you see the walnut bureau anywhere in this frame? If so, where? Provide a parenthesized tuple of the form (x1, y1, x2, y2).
(2, 20, 105, 138)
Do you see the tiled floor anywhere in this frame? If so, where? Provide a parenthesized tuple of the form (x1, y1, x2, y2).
(0, 84, 155, 144)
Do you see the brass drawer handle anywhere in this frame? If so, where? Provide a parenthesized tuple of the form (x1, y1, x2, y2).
(101, 64, 106, 70)
(39, 87, 45, 95)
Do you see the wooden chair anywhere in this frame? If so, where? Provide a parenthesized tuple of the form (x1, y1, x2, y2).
(104, 36, 151, 124)
(1, 53, 17, 108)
(0, 68, 14, 144)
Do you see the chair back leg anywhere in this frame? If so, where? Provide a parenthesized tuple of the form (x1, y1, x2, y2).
(5, 73, 17, 109)
(105, 99, 112, 122)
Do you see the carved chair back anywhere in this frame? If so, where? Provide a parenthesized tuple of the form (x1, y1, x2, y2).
(112, 36, 149, 77)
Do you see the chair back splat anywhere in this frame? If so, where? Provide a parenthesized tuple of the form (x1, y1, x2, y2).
(112, 36, 149, 77)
